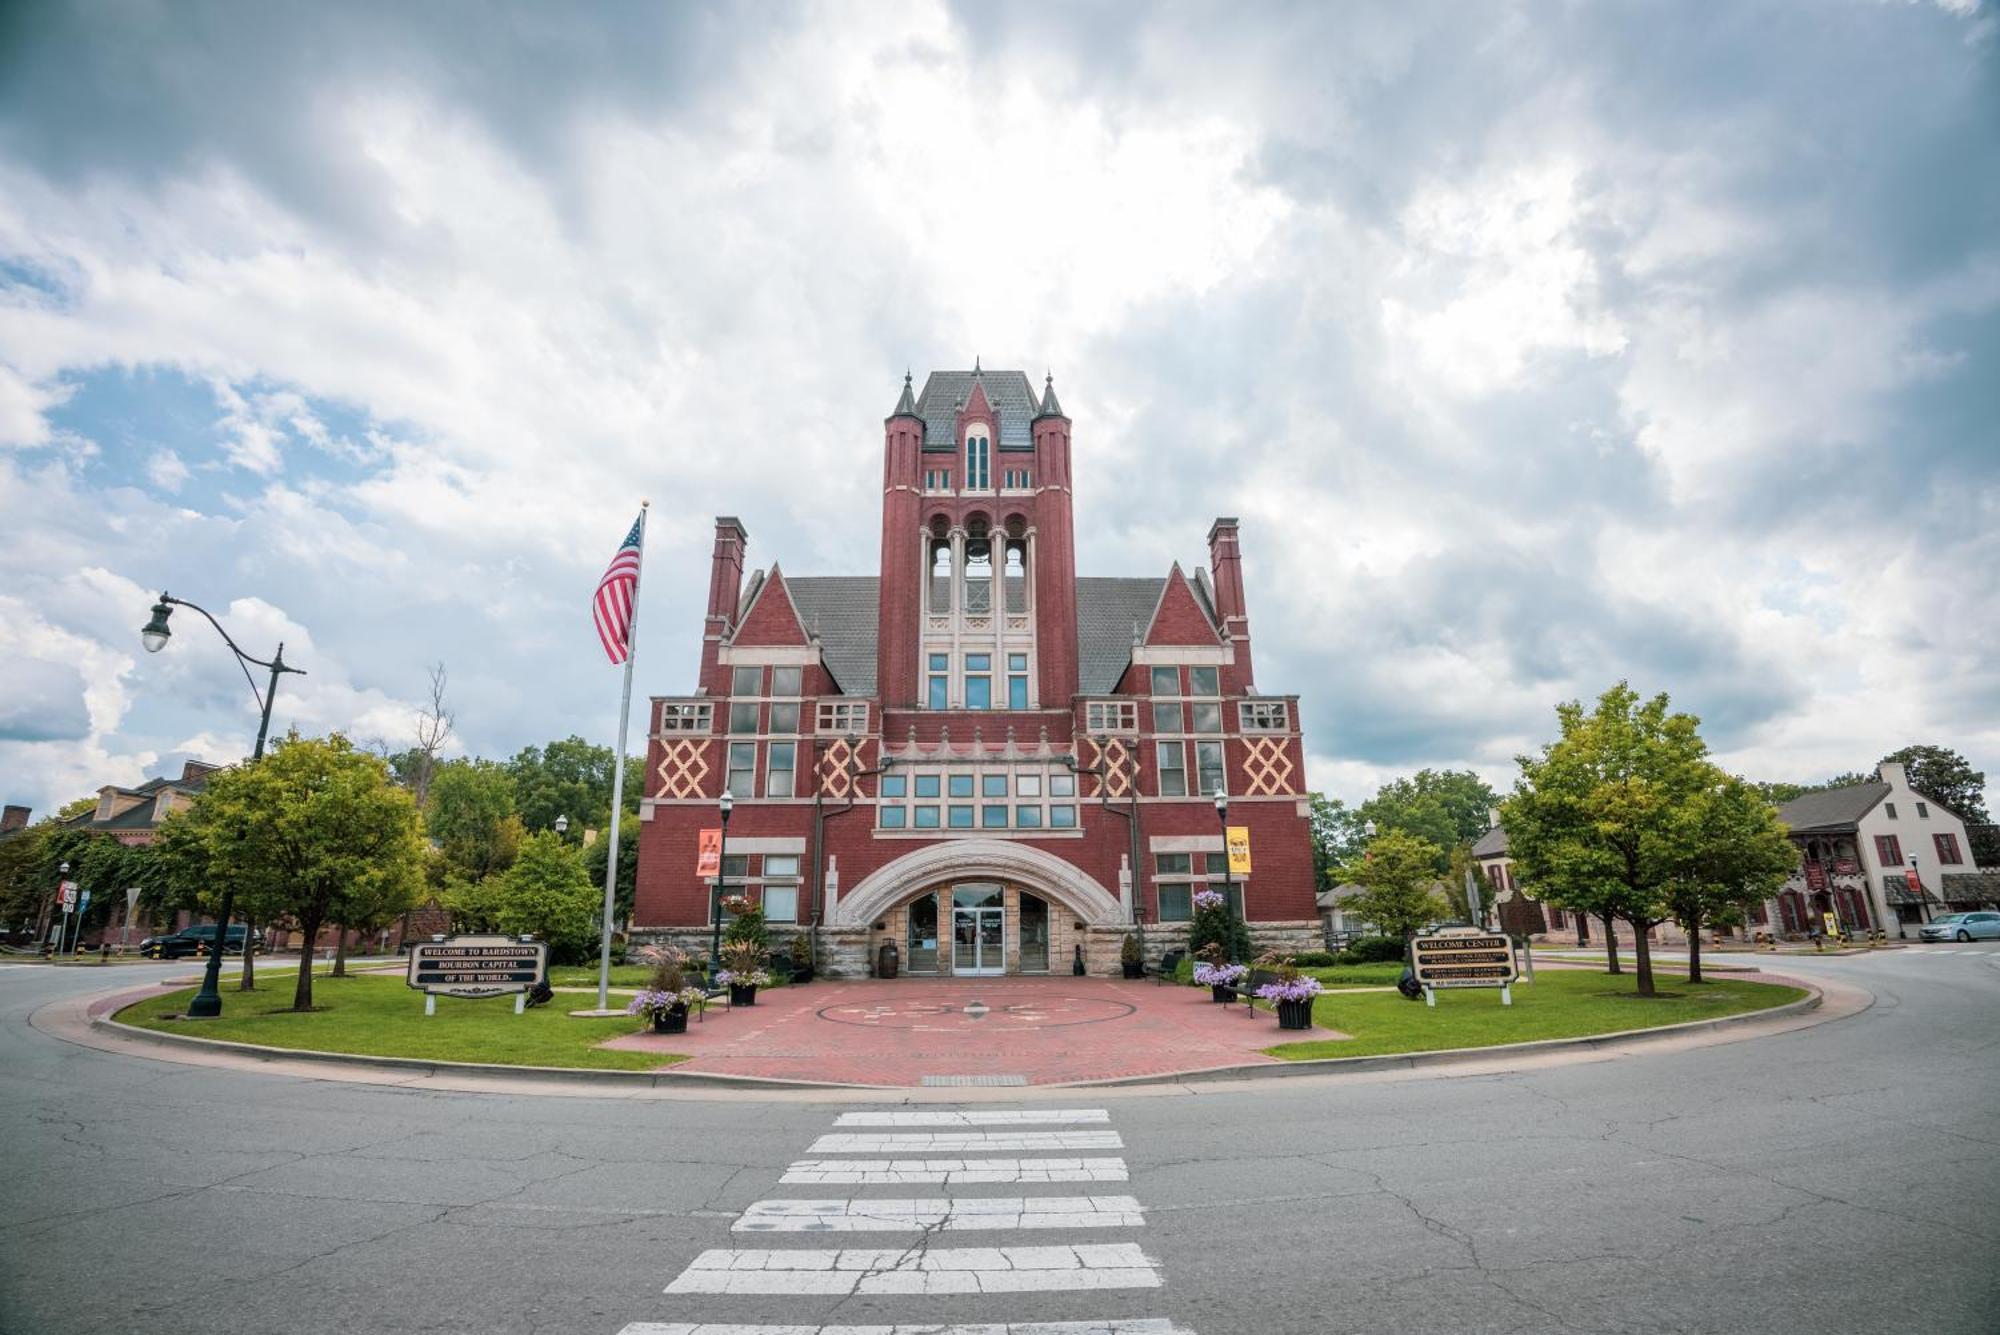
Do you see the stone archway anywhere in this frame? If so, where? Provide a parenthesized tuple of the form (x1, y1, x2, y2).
(831, 839, 1124, 930)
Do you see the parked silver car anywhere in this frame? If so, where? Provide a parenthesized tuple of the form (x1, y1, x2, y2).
(1918, 912, 2000, 942)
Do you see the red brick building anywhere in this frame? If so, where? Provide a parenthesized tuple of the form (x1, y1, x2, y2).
(633, 367, 1319, 975)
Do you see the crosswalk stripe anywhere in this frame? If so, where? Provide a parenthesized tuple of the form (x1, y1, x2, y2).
(734, 1195, 1144, 1232)
(782, 1158, 1129, 1185)
(809, 1131, 1123, 1154)
(832, 1109, 1111, 1127)
(664, 1243, 1163, 1295)
(619, 1321, 1195, 1334)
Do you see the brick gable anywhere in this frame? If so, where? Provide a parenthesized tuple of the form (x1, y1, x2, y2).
(1143, 564, 1224, 647)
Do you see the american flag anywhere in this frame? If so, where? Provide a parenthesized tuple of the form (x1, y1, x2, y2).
(592, 513, 645, 664)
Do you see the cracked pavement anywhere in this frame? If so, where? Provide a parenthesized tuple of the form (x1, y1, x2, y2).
(2, 950, 1996, 1334)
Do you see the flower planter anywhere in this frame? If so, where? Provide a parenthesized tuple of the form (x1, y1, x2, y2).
(1276, 997, 1314, 1030)
(1122, 961, 1144, 979)
(1210, 984, 1231, 1003)
(729, 983, 758, 1007)
(652, 1007, 689, 1035)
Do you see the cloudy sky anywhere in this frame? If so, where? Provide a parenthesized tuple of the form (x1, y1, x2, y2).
(2, 0, 1996, 819)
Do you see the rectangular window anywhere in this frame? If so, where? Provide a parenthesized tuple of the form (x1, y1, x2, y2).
(1203, 852, 1229, 878)
(982, 804, 1009, 828)
(1158, 743, 1187, 796)
(726, 743, 756, 797)
(928, 653, 949, 710)
(761, 885, 798, 923)
(965, 653, 992, 709)
(1049, 804, 1077, 828)
(914, 806, 940, 828)
(1155, 853, 1192, 875)
(1196, 741, 1226, 796)
(1190, 666, 1219, 696)
(1085, 701, 1138, 733)
(1049, 772, 1075, 797)
(1238, 700, 1288, 731)
(1935, 833, 1963, 865)
(1875, 834, 1903, 866)
(981, 773, 1008, 797)
(660, 702, 713, 733)
(766, 742, 795, 798)
(1152, 702, 1184, 733)
(728, 702, 759, 734)
(1151, 665, 1179, 695)
(771, 666, 802, 697)
(1015, 805, 1042, 828)
(732, 666, 762, 697)
(1885, 802, 1898, 820)
(1015, 773, 1041, 797)
(925, 469, 952, 492)
(1008, 653, 1029, 710)
(879, 806, 907, 828)
(817, 701, 868, 735)
(949, 773, 976, 798)
(1157, 884, 1192, 922)
(1190, 702, 1222, 733)
(880, 773, 907, 798)
(768, 702, 799, 733)
(719, 854, 749, 880)
(915, 774, 941, 798)
(761, 854, 800, 879)
(948, 805, 975, 828)
(1915, 801, 1929, 818)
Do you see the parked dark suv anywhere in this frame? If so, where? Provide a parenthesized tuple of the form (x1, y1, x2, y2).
(138, 925, 265, 959)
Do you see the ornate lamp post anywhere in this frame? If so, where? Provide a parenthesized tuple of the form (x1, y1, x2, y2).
(140, 592, 307, 1018)
(1215, 792, 1235, 944)
(709, 789, 734, 975)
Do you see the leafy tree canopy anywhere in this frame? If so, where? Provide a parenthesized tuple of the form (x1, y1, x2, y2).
(1305, 792, 1363, 890)
(425, 758, 522, 880)
(1337, 827, 1450, 940)
(506, 735, 643, 837)
(1880, 743, 1989, 824)
(494, 829, 600, 963)
(1356, 768, 1501, 871)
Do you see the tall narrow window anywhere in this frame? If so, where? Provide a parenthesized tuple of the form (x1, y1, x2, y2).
(1935, 833, 1963, 865)
(1151, 665, 1179, 695)
(1874, 834, 1902, 866)
(930, 540, 953, 612)
(964, 653, 992, 709)
(1008, 653, 1029, 709)
(1158, 742, 1187, 796)
(966, 432, 990, 490)
(928, 653, 949, 710)
(727, 743, 756, 798)
(766, 742, 795, 798)
(1004, 539, 1028, 613)
(1195, 741, 1226, 796)
(964, 538, 992, 613)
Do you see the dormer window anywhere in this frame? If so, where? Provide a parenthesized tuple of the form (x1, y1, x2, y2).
(965, 430, 991, 490)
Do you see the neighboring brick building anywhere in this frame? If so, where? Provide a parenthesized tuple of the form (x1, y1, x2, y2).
(633, 366, 1319, 975)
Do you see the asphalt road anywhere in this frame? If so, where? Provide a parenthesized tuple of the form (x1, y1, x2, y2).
(2, 949, 1995, 1335)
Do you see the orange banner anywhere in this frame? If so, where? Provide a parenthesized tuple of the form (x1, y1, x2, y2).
(696, 828, 722, 878)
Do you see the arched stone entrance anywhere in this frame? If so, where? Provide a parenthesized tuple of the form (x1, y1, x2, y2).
(832, 840, 1125, 977)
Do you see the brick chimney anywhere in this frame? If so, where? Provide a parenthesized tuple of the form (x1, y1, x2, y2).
(1207, 517, 1253, 690)
(700, 516, 749, 693)
(1, 805, 29, 834)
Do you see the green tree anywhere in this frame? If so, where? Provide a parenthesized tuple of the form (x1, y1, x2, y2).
(581, 811, 640, 926)
(425, 759, 522, 881)
(506, 736, 642, 838)
(1306, 792, 1363, 891)
(165, 733, 424, 1010)
(493, 830, 599, 963)
(1505, 683, 1716, 997)
(1357, 769, 1501, 873)
(1445, 843, 1495, 925)
(1880, 743, 1990, 824)
(0, 820, 52, 933)
(1665, 775, 1797, 983)
(1188, 888, 1252, 963)
(1338, 828, 1450, 940)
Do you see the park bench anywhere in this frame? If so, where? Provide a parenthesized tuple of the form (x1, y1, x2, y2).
(1214, 967, 1282, 1012)
(687, 971, 733, 1021)
(1147, 948, 1185, 984)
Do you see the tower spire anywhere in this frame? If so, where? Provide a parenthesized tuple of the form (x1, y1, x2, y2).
(1036, 370, 1065, 419)
(891, 369, 918, 418)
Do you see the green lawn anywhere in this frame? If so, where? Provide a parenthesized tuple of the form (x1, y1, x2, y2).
(1266, 967, 1806, 1061)
(1301, 962, 1407, 988)
(118, 974, 683, 1071)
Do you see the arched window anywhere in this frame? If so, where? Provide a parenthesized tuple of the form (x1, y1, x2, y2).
(965, 431, 990, 490)
(929, 539, 953, 612)
(964, 537, 992, 613)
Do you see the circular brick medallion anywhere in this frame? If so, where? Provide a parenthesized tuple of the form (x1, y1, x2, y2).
(816, 994, 1137, 1030)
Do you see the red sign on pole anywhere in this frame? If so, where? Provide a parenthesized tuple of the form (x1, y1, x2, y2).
(1804, 862, 1828, 892)
(696, 828, 722, 878)
(1904, 866, 1923, 894)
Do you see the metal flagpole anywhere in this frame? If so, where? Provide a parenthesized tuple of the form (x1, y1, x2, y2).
(597, 501, 648, 1012)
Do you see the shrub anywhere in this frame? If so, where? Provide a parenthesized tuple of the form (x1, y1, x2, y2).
(1340, 936, 1407, 965)
(1287, 950, 1339, 967)
(1120, 933, 1142, 964)
(720, 894, 769, 951)
(1189, 893, 1252, 963)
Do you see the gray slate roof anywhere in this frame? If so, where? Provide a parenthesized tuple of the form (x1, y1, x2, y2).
(1471, 824, 1510, 858)
(787, 577, 881, 698)
(914, 369, 1041, 450)
(780, 575, 1178, 699)
(1776, 782, 1890, 833)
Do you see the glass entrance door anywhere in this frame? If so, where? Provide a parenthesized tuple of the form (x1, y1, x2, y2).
(951, 885, 1006, 975)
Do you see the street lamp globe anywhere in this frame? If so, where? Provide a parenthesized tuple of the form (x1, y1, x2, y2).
(554, 814, 569, 836)
(1213, 792, 1229, 821)
(140, 601, 174, 653)
(1363, 819, 1377, 838)
(719, 789, 735, 820)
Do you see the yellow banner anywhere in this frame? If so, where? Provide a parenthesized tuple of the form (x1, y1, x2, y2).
(1226, 825, 1252, 876)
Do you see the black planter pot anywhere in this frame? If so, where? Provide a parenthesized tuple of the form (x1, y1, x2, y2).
(729, 983, 758, 1007)
(1276, 997, 1314, 1030)
(1210, 984, 1231, 1003)
(1122, 961, 1144, 979)
(790, 966, 815, 985)
(652, 1007, 689, 1035)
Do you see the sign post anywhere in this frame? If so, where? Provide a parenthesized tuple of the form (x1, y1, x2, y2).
(1410, 925, 1520, 1007)
(406, 934, 549, 1016)
(57, 881, 78, 955)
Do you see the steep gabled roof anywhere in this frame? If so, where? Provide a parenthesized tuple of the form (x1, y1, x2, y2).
(1142, 563, 1225, 648)
(1471, 824, 1510, 858)
(1776, 782, 1891, 833)
(730, 565, 811, 647)
(914, 369, 1040, 449)
(1077, 577, 1166, 694)
(787, 577, 880, 697)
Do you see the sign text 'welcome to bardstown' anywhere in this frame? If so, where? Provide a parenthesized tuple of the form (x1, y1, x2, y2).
(406, 934, 548, 999)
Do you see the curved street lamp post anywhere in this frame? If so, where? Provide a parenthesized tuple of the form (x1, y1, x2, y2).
(140, 592, 307, 1018)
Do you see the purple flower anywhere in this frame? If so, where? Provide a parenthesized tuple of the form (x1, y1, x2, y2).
(1254, 977, 1324, 1004)
(1193, 962, 1247, 986)
(1192, 889, 1228, 911)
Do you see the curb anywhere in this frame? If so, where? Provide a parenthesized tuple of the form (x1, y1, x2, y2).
(75, 975, 1831, 1095)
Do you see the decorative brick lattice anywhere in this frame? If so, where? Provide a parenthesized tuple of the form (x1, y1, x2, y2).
(655, 738, 712, 799)
(1083, 737, 1134, 798)
(818, 737, 872, 797)
(1241, 735, 1296, 796)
